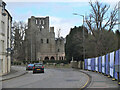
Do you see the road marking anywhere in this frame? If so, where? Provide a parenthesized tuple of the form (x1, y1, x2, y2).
(81, 73, 90, 89)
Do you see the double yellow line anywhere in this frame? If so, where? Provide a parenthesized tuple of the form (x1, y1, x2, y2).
(80, 71, 91, 89)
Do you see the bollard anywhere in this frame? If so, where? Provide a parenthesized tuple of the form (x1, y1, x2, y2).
(117, 72, 120, 85)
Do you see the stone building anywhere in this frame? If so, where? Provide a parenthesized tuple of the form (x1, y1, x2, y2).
(0, 0, 12, 76)
(25, 16, 65, 61)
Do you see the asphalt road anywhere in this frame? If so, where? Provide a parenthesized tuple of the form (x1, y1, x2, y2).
(2, 67, 89, 88)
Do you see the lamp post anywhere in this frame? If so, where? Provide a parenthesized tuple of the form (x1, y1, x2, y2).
(73, 13, 85, 68)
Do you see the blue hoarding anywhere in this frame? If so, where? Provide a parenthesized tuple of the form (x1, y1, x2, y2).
(105, 54, 109, 75)
(102, 55, 105, 73)
(91, 58, 95, 71)
(110, 52, 114, 77)
(98, 56, 102, 73)
(84, 59, 88, 70)
(114, 50, 119, 79)
(88, 59, 91, 70)
(95, 57, 98, 71)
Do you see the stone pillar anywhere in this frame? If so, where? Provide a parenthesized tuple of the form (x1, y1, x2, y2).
(70, 61, 78, 68)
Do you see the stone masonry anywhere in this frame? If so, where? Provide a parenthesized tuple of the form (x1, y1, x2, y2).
(25, 16, 65, 61)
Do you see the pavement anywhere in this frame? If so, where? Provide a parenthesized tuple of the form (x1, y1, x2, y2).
(1, 66, 27, 81)
(80, 70, 120, 88)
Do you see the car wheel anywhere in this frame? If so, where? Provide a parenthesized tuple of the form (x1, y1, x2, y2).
(33, 72, 35, 74)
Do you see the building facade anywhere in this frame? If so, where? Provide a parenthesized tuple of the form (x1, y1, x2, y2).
(0, 0, 12, 76)
(25, 16, 65, 61)
(118, 1, 120, 30)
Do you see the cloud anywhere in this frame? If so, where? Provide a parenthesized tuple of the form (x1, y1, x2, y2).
(3, 0, 120, 3)
(49, 16, 80, 38)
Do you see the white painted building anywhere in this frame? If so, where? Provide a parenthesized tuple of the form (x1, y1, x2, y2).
(118, 1, 120, 30)
(0, 0, 12, 76)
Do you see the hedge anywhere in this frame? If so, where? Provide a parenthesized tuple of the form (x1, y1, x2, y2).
(43, 60, 69, 64)
(11, 60, 69, 65)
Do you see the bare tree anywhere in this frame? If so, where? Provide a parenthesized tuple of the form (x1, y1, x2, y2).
(85, 1, 118, 56)
(12, 21, 28, 61)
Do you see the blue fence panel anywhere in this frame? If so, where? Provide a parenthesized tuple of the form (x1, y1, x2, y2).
(110, 52, 115, 77)
(91, 58, 95, 71)
(105, 54, 109, 75)
(95, 57, 98, 71)
(98, 56, 102, 73)
(114, 50, 119, 79)
(102, 55, 105, 74)
(84, 59, 88, 70)
(88, 58, 91, 70)
(118, 49, 120, 80)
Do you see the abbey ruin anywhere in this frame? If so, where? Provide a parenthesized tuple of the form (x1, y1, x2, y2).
(25, 16, 65, 61)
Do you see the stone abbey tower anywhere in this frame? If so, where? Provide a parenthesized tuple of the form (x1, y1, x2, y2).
(25, 16, 65, 61)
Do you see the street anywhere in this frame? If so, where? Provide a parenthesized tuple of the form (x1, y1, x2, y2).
(2, 66, 88, 88)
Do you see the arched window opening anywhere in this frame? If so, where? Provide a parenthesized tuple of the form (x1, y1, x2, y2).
(47, 39, 49, 44)
(59, 57, 61, 60)
(62, 57, 64, 60)
(50, 56, 55, 60)
(41, 39, 43, 43)
(58, 49, 60, 52)
(44, 57, 49, 60)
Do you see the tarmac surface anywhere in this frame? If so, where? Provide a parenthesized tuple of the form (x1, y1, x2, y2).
(1, 66, 119, 89)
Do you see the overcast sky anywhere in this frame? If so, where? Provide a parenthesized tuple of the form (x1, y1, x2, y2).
(4, 0, 119, 37)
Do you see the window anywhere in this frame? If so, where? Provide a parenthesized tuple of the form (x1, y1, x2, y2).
(47, 39, 49, 44)
(2, 4, 6, 16)
(41, 39, 43, 43)
(35, 20, 37, 24)
(43, 20, 45, 24)
(58, 49, 60, 52)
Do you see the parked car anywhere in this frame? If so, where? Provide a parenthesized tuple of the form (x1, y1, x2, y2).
(26, 64, 34, 70)
(33, 63, 44, 73)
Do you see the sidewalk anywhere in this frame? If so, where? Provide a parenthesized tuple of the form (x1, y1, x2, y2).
(80, 70, 119, 88)
(1, 66, 27, 81)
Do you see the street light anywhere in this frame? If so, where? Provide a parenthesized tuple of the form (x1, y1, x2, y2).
(73, 13, 85, 63)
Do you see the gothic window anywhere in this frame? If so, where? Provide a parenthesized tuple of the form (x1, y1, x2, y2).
(62, 57, 63, 60)
(47, 39, 49, 44)
(43, 20, 45, 25)
(44, 57, 49, 60)
(35, 19, 37, 24)
(41, 39, 43, 43)
(50, 56, 55, 60)
(58, 49, 60, 52)
(59, 57, 61, 60)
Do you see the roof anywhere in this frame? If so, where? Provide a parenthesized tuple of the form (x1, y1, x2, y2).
(5, 9, 12, 20)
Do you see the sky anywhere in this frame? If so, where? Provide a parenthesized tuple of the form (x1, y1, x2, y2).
(4, 0, 120, 38)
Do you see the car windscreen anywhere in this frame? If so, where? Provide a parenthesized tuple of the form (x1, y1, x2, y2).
(35, 64, 43, 68)
(28, 64, 34, 66)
